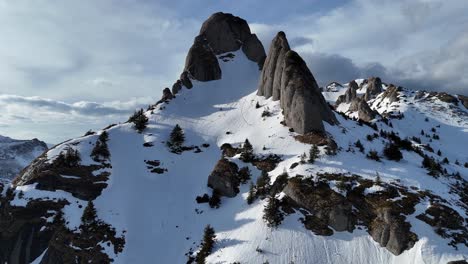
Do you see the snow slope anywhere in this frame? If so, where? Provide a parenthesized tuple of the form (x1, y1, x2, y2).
(9, 51, 468, 264)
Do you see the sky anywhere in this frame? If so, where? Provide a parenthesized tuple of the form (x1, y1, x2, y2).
(1, 0, 467, 143)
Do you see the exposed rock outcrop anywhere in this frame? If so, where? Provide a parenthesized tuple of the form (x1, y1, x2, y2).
(183, 36, 222, 82)
(282, 174, 422, 255)
(258, 32, 338, 134)
(364, 77, 383, 101)
(336, 80, 358, 105)
(207, 158, 240, 197)
(349, 98, 377, 122)
(162, 12, 266, 105)
(283, 178, 356, 233)
(380, 84, 400, 103)
(458, 94, 468, 109)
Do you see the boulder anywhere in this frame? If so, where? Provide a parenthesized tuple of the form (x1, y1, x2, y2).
(349, 98, 377, 122)
(180, 71, 193, 89)
(258, 32, 338, 134)
(207, 158, 240, 197)
(160, 88, 173, 102)
(171, 80, 182, 95)
(364, 77, 383, 101)
(369, 207, 416, 255)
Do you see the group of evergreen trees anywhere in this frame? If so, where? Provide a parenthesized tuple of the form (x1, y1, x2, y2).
(299, 144, 320, 164)
(263, 196, 284, 228)
(91, 131, 110, 162)
(54, 146, 81, 167)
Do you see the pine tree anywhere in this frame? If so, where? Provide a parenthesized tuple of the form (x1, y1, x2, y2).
(91, 131, 110, 162)
(263, 196, 284, 228)
(167, 124, 185, 153)
(355, 140, 364, 152)
(195, 225, 216, 264)
(308, 144, 320, 163)
(437, 150, 442, 156)
(247, 182, 256, 205)
(240, 139, 254, 162)
(129, 109, 148, 132)
(81, 201, 98, 229)
(383, 143, 403, 161)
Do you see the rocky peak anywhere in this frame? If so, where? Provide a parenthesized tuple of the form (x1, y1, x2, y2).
(336, 80, 358, 105)
(258, 32, 338, 134)
(163, 13, 266, 101)
(364, 77, 383, 101)
(348, 98, 377, 122)
(380, 84, 401, 104)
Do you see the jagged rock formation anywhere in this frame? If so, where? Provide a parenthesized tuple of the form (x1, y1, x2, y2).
(349, 98, 377, 122)
(257, 32, 338, 134)
(163, 12, 266, 103)
(181, 12, 265, 84)
(380, 84, 400, 103)
(0, 137, 47, 180)
(364, 77, 383, 101)
(336, 80, 358, 105)
(207, 158, 240, 197)
(282, 174, 423, 255)
(458, 94, 468, 109)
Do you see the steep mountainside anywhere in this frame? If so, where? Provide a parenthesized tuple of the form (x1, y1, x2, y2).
(1, 13, 467, 264)
(0, 136, 47, 181)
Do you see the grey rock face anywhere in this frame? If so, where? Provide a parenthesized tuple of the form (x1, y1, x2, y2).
(283, 179, 356, 232)
(184, 36, 222, 82)
(336, 80, 358, 105)
(349, 98, 376, 122)
(458, 94, 468, 109)
(257, 32, 290, 100)
(180, 71, 193, 89)
(258, 32, 338, 134)
(160, 88, 173, 102)
(381, 84, 400, 103)
(364, 77, 383, 101)
(199, 12, 266, 68)
(207, 158, 240, 197)
(369, 207, 416, 255)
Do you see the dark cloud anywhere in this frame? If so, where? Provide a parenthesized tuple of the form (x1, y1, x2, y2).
(301, 51, 468, 95)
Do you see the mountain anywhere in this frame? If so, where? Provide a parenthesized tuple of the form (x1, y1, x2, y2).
(1, 12, 467, 264)
(0, 135, 47, 181)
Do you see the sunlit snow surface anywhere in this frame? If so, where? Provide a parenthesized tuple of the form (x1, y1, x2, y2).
(14, 51, 467, 263)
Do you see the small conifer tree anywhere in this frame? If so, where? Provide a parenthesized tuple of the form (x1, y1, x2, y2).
(263, 196, 284, 228)
(167, 124, 185, 153)
(256, 171, 270, 197)
(91, 131, 110, 162)
(209, 190, 221, 209)
(308, 144, 320, 163)
(195, 225, 216, 264)
(240, 139, 254, 162)
(129, 109, 148, 132)
(247, 182, 256, 205)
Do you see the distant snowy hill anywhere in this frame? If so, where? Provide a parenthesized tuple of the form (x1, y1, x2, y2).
(0, 135, 47, 181)
(1, 12, 467, 264)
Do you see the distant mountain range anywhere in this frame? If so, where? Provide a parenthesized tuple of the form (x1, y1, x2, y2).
(0, 135, 47, 181)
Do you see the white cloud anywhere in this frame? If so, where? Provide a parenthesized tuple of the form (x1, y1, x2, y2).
(0, 94, 154, 143)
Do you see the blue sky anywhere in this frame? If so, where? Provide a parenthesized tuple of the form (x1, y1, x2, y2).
(0, 0, 467, 143)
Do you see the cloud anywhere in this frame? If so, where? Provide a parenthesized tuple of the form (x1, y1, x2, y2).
(251, 0, 468, 94)
(0, 94, 154, 143)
